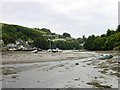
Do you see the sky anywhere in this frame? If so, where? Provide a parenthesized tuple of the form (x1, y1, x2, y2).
(0, 0, 119, 38)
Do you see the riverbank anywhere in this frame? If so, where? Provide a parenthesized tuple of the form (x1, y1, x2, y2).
(1, 50, 119, 88)
(2, 50, 97, 64)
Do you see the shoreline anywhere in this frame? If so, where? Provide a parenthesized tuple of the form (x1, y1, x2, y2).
(1, 50, 97, 65)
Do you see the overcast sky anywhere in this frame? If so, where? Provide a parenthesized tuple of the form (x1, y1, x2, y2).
(0, 0, 119, 38)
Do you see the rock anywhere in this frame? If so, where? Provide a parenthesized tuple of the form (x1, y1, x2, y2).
(59, 64, 64, 67)
(95, 77, 98, 79)
(2, 67, 17, 75)
(87, 63, 91, 65)
(37, 80, 40, 83)
(101, 69, 107, 74)
(56, 89, 60, 90)
(11, 75, 18, 78)
(82, 65, 85, 67)
(87, 81, 111, 88)
(98, 62, 109, 68)
(99, 75, 105, 78)
(66, 67, 69, 69)
(91, 60, 99, 65)
(75, 63, 79, 65)
(74, 78, 80, 81)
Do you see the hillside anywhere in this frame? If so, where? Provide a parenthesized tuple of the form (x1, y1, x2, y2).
(1, 23, 120, 51)
(1, 23, 50, 44)
(1, 23, 82, 50)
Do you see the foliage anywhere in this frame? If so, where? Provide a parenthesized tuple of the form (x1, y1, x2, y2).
(32, 37, 49, 49)
(84, 27, 120, 50)
(2, 33, 15, 44)
(40, 28, 51, 34)
(106, 29, 116, 37)
(63, 32, 71, 38)
(53, 40, 81, 50)
(1, 23, 83, 50)
(117, 25, 120, 32)
(2, 24, 44, 45)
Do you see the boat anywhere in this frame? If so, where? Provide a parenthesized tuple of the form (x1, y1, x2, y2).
(31, 49, 38, 53)
(99, 54, 113, 60)
(47, 48, 62, 53)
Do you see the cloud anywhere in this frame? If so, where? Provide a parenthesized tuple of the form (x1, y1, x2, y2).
(1, 0, 119, 38)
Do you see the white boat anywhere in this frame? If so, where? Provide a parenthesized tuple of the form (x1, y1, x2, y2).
(47, 48, 62, 53)
(32, 50, 38, 53)
(47, 49, 52, 52)
(99, 54, 113, 59)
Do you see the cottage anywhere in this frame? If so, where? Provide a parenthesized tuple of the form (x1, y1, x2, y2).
(6, 43, 17, 51)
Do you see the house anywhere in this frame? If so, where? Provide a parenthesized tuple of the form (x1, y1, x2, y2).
(6, 43, 17, 51)
(16, 39, 31, 51)
(52, 38, 66, 42)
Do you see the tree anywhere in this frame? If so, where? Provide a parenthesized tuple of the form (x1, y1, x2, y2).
(93, 36, 106, 50)
(106, 29, 115, 37)
(2, 33, 15, 45)
(41, 28, 51, 34)
(116, 25, 120, 32)
(63, 32, 71, 38)
(84, 27, 120, 50)
(104, 32, 120, 50)
(77, 38, 83, 43)
(33, 37, 48, 49)
(84, 35, 96, 50)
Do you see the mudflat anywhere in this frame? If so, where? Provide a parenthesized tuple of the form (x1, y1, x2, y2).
(1, 50, 119, 88)
(2, 50, 96, 64)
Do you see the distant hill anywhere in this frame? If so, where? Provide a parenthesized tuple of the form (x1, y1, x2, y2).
(1, 23, 53, 44)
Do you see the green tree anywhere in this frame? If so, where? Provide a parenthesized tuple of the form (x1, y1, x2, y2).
(33, 37, 48, 49)
(63, 32, 71, 38)
(116, 25, 120, 32)
(106, 29, 115, 37)
(93, 36, 106, 50)
(84, 35, 96, 50)
(2, 33, 15, 44)
(41, 28, 51, 34)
